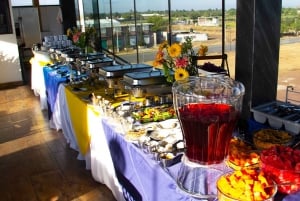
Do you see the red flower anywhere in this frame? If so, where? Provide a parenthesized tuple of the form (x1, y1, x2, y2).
(72, 32, 81, 43)
(175, 57, 188, 68)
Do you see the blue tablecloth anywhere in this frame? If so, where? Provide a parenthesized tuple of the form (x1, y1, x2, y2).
(43, 65, 69, 113)
(101, 118, 203, 201)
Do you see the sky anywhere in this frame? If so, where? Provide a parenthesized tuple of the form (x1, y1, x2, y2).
(100, 0, 300, 12)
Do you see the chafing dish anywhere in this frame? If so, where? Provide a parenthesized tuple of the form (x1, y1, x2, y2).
(122, 69, 172, 98)
(88, 57, 114, 68)
(99, 64, 153, 89)
(123, 70, 166, 86)
(99, 64, 153, 78)
(79, 52, 106, 65)
(60, 49, 81, 59)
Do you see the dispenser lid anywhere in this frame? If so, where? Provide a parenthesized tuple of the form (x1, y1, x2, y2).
(122, 69, 168, 86)
(98, 63, 153, 78)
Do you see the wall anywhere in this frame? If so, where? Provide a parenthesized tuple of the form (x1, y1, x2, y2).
(12, 6, 63, 48)
(12, 7, 41, 48)
(39, 6, 64, 39)
(0, 0, 22, 84)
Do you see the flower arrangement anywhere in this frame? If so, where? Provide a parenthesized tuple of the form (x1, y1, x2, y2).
(66, 26, 96, 53)
(153, 37, 208, 83)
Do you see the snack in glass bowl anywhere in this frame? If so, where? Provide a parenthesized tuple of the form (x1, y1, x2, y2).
(217, 169, 277, 201)
(227, 137, 260, 170)
(124, 128, 147, 142)
(252, 129, 293, 150)
(260, 145, 300, 194)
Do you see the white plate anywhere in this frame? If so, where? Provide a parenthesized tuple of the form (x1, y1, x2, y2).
(156, 119, 179, 129)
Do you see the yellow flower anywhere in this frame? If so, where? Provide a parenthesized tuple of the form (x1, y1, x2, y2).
(159, 41, 168, 50)
(66, 28, 73, 37)
(175, 68, 189, 81)
(198, 45, 208, 56)
(168, 43, 181, 58)
(153, 50, 165, 67)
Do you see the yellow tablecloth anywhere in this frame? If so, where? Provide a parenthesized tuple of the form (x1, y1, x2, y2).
(64, 86, 101, 155)
(64, 85, 143, 155)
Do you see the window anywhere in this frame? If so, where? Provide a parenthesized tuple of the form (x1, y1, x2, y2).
(129, 25, 135, 32)
(11, 0, 33, 6)
(0, 0, 13, 34)
(142, 24, 149, 31)
(11, 0, 59, 6)
(39, 0, 60, 6)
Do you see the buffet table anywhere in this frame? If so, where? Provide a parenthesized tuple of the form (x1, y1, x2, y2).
(32, 60, 300, 201)
(101, 117, 203, 201)
(53, 84, 125, 201)
(54, 84, 201, 201)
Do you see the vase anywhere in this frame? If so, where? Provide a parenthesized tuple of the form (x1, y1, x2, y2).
(172, 76, 245, 198)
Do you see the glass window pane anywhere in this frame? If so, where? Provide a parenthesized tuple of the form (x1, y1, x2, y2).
(110, 0, 135, 61)
(135, 0, 168, 64)
(39, 0, 60, 5)
(277, 2, 300, 102)
(98, 0, 112, 51)
(0, 0, 13, 34)
(11, 0, 33, 6)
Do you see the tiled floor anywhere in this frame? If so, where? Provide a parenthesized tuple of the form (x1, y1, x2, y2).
(0, 85, 116, 201)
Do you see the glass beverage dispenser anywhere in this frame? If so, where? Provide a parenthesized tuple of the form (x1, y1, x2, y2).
(172, 76, 245, 198)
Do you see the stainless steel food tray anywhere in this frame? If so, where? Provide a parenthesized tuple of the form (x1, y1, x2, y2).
(88, 58, 114, 68)
(98, 63, 152, 77)
(122, 69, 168, 86)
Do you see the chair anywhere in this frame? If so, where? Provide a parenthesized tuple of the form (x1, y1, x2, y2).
(191, 54, 230, 77)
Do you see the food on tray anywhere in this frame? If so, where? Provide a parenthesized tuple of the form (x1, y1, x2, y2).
(227, 137, 260, 170)
(132, 105, 176, 123)
(125, 128, 146, 141)
(260, 145, 300, 194)
(217, 169, 277, 201)
(159, 152, 175, 160)
(253, 128, 292, 150)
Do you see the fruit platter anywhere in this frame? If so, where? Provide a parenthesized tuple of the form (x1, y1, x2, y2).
(227, 137, 260, 170)
(217, 168, 277, 201)
(260, 145, 300, 194)
(225, 128, 300, 198)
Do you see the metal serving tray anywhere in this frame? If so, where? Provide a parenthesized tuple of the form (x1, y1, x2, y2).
(98, 63, 153, 78)
(122, 69, 167, 86)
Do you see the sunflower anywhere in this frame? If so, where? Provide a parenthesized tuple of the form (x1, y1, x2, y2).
(168, 43, 181, 58)
(174, 68, 189, 81)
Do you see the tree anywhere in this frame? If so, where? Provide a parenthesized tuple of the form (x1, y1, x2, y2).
(147, 16, 169, 32)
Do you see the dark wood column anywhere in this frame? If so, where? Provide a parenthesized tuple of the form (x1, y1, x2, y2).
(235, 0, 282, 121)
(60, 0, 77, 33)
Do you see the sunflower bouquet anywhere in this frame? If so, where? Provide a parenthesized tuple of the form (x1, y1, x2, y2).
(153, 37, 207, 83)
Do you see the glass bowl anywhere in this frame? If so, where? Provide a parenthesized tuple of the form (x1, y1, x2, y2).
(260, 145, 300, 194)
(217, 169, 277, 201)
(227, 137, 260, 170)
(252, 129, 293, 150)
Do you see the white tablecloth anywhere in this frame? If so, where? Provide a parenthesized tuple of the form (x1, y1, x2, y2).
(31, 57, 47, 110)
(51, 84, 124, 201)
